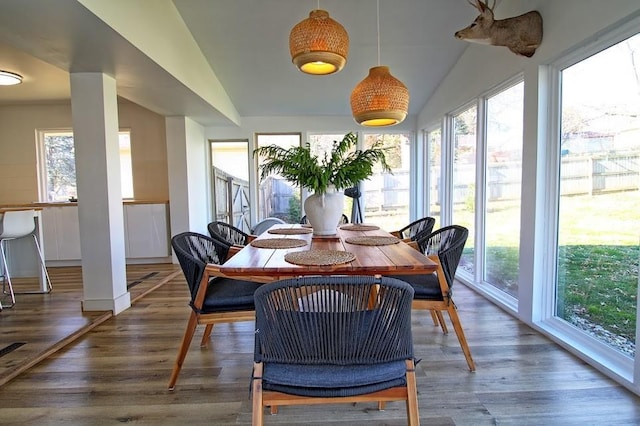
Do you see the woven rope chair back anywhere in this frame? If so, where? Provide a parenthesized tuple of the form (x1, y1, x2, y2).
(401, 216, 436, 241)
(254, 275, 414, 366)
(171, 232, 229, 300)
(207, 221, 249, 246)
(417, 225, 468, 289)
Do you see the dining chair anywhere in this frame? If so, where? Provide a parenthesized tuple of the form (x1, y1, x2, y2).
(389, 217, 436, 329)
(168, 231, 263, 390)
(251, 275, 420, 425)
(0, 209, 52, 309)
(251, 217, 286, 235)
(388, 225, 476, 372)
(390, 216, 436, 242)
(207, 221, 254, 246)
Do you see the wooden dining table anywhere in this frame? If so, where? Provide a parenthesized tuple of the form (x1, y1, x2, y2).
(219, 223, 439, 281)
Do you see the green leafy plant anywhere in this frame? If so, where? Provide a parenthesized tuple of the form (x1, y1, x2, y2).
(253, 132, 392, 195)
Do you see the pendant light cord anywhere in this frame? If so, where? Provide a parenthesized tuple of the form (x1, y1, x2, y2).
(317, 0, 320, 10)
(377, 0, 381, 66)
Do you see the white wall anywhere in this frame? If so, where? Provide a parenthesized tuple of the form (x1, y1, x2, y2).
(0, 101, 169, 204)
(166, 116, 209, 236)
(208, 115, 417, 140)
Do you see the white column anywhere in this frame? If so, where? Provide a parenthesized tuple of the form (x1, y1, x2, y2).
(517, 65, 548, 324)
(166, 116, 209, 243)
(70, 73, 130, 314)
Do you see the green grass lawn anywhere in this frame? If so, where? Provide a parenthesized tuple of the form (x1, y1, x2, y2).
(558, 244, 639, 342)
(456, 190, 639, 350)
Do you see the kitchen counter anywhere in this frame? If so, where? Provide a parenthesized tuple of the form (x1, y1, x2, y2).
(0, 200, 169, 208)
(0, 201, 171, 266)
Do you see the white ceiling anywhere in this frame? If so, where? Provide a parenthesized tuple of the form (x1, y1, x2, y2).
(0, 0, 477, 125)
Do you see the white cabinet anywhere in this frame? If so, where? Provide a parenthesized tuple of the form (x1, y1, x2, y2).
(42, 203, 170, 262)
(124, 203, 170, 258)
(41, 206, 82, 261)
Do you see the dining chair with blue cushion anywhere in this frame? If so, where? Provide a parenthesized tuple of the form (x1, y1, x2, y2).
(168, 231, 263, 390)
(388, 224, 475, 372)
(207, 220, 254, 246)
(251, 275, 420, 425)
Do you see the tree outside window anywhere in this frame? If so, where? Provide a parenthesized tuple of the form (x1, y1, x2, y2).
(39, 130, 133, 202)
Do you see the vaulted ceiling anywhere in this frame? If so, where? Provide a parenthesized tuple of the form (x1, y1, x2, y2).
(0, 0, 477, 126)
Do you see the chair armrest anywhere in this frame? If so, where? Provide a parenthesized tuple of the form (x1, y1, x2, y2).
(192, 263, 227, 309)
(205, 263, 272, 284)
(247, 234, 257, 242)
(226, 245, 243, 260)
(426, 254, 451, 296)
(389, 230, 402, 238)
(406, 240, 419, 251)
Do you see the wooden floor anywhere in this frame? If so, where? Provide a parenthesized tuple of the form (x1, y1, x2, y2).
(1, 266, 639, 425)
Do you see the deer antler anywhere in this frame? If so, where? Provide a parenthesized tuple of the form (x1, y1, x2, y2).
(468, 0, 496, 13)
(467, 0, 481, 12)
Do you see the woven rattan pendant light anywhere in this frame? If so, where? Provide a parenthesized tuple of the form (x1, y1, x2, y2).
(350, 0, 409, 126)
(289, 1, 349, 75)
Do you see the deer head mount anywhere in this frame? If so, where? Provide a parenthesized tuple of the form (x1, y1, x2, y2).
(454, 0, 543, 57)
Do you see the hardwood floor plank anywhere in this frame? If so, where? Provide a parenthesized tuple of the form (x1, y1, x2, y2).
(0, 266, 638, 424)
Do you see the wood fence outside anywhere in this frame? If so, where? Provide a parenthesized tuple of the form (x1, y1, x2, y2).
(214, 152, 639, 227)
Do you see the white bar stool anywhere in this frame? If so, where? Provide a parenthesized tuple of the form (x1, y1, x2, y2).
(0, 209, 52, 309)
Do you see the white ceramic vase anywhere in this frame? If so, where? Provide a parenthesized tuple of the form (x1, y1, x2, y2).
(303, 189, 344, 236)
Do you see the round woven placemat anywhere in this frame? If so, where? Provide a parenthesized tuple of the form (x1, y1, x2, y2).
(284, 250, 355, 266)
(249, 238, 308, 249)
(339, 224, 380, 231)
(268, 228, 313, 235)
(345, 236, 400, 246)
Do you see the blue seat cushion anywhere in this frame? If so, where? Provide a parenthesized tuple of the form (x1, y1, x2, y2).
(195, 277, 262, 313)
(387, 273, 444, 300)
(261, 360, 408, 397)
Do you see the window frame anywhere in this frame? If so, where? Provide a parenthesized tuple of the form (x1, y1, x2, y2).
(540, 18, 640, 383)
(36, 128, 133, 202)
(447, 100, 480, 283)
(254, 132, 303, 223)
(423, 124, 443, 229)
(479, 76, 525, 308)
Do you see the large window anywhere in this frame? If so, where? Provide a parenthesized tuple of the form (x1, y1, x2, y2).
(362, 133, 411, 230)
(307, 133, 347, 161)
(39, 130, 133, 202)
(452, 105, 477, 275)
(484, 81, 523, 298)
(426, 127, 442, 229)
(307, 133, 352, 220)
(255, 133, 302, 223)
(210, 140, 250, 230)
(442, 83, 523, 299)
(555, 32, 640, 357)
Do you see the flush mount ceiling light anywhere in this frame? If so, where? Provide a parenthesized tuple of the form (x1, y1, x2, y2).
(289, 1, 349, 75)
(350, 0, 409, 126)
(0, 70, 23, 86)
